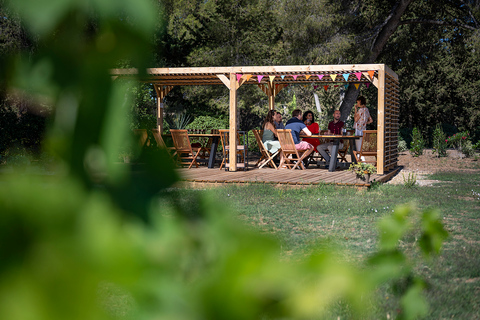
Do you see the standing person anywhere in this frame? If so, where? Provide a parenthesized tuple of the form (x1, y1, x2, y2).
(274, 111, 285, 129)
(261, 110, 281, 155)
(280, 109, 314, 168)
(317, 110, 344, 166)
(354, 96, 373, 153)
(302, 110, 321, 151)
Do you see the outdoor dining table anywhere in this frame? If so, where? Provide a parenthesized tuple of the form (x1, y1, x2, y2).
(163, 132, 220, 169)
(301, 134, 361, 172)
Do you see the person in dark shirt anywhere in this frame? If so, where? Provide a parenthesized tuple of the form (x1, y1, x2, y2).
(281, 109, 314, 168)
(318, 110, 344, 165)
(274, 111, 285, 129)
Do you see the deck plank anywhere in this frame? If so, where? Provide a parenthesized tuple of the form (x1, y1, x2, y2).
(177, 163, 401, 187)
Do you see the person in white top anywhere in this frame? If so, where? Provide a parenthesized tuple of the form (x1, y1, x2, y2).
(354, 96, 373, 154)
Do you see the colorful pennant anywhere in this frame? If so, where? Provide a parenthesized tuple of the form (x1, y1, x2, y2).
(366, 83, 370, 88)
(305, 75, 311, 80)
(330, 74, 337, 81)
(355, 72, 362, 81)
(269, 75, 275, 83)
(257, 75, 264, 83)
(323, 85, 329, 91)
(344, 84, 349, 89)
(281, 75, 285, 79)
(236, 74, 242, 82)
(293, 75, 299, 80)
(245, 74, 253, 81)
(354, 83, 360, 89)
(342, 73, 350, 82)
(368, 70, 375, 79)
(317, 74, 324, 80)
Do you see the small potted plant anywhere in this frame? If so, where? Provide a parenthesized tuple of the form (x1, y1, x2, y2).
(348, 162, 376, 183)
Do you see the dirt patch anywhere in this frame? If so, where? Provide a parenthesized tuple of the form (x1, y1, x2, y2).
(386, 149, 480, 185)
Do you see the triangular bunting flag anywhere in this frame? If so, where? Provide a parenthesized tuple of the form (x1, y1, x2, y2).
(293, 75, 298, 80)
(305, 75, 311, 80)
(354, 83, 360, 90)
(317, 74, 324, 80)
(366, 83, 370, 88)
(257, 75, 264, 83)
(304, 85, 308, 88)
(330, 74, 337, 81)
(342, 73, 350, 82)
(236, 74, 243, 82)
(323, 85, 329, 91)
(355, 72, 362, 81)
(281, 75, 285, 79)
(245, 74, 253, 81)
(313, 85, 318, 89)
(269, 75, 275, 83)
(344, 84, 349, 89)
(368, 70, 375, 79)
(334, 85, 339, 87)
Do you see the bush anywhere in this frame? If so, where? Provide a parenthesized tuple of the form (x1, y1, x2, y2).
(446, 131, 475, 157)
(398, 140, 408, 153)
(461, 140, 476, 158)
(432, 124, 448, 157)
(409, 127, 425, 157)
(186, 115, 229, 132)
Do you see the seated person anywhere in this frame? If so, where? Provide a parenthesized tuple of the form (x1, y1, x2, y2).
(317, 110, 344, 165)
(274, 111, 285, 129)
(280, 109, 314, 168)
(302, 110, 321, 151)
(262, 109, 282, 155)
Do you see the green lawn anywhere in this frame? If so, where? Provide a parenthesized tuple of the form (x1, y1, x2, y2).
(165, 171, 480, 319)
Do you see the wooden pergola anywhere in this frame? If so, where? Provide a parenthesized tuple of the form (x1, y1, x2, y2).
(111, 64, 399, 174)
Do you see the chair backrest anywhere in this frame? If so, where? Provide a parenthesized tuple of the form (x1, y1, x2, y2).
(151, 129, 166, 148)
(340, 130, 355, 151)
(252, 129, 266, 153)
(318, 130, 329, 144)
(361, 130, 377, 152)
(170, 129, 193, 153)
(276, 129, 297, 153)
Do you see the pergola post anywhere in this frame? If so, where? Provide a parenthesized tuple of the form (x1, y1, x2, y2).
(377, 67, 385, 175)
(154, 85, 174, 133)
(258, 82, 287, 111)
(229, 73, 238, 171)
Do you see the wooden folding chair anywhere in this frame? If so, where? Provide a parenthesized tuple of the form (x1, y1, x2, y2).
(276, 129, 308, 170)
(337, 129, 355, 162)
(170, 129, 208, 169)
(219, 129, 247, 171)
(353, 130, 377, 165)
(152, 129, 176, 158)
(252, 129, 279, 169)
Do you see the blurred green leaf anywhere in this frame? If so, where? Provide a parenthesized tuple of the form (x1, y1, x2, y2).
(377, 204, 413, 251)
(399, 278, 429, 320)
(419, 208, 449, 256)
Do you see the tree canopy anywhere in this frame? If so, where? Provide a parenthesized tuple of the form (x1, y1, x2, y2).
(1, 0, 480, 147)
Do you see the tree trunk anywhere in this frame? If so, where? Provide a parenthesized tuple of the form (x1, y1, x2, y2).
(339, 0, 414, 121)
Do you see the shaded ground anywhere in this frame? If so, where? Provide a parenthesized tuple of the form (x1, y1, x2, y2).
(387, 149, 480, 185)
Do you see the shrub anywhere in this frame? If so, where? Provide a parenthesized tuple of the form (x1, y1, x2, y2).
(409, 127, 425, 157)
(398, 140, 408, 153)
(461, 140, 476, 158)
(446, 131, 475, 157)
(403, 172, 417, 188)
(432, 124, 448, 157)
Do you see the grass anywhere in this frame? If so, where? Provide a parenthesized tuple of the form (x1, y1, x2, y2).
(163, 171, 480, 319)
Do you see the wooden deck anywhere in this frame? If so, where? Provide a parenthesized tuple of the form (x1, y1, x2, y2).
(177, 163, 401, 187)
